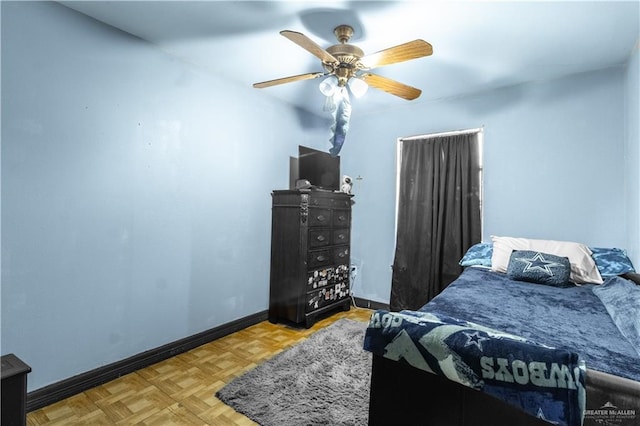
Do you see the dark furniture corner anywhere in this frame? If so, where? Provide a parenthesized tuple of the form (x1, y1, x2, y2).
(368, 355, 549, 426)
(269, 189, 353, 328)
(622, 272, 640, 285)
(1, 353, 32, 426)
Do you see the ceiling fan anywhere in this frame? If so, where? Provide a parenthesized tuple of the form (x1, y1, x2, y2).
(253, 25, 433, 101)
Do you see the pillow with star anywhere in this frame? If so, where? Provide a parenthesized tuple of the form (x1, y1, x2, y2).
(491, 236, 603, 284)
(506, 250, 572, 287)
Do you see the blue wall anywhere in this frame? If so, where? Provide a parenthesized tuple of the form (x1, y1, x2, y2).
(342, 67, 633, 303)
(1, 2, 328, 391)
(624, 45, 639, 266)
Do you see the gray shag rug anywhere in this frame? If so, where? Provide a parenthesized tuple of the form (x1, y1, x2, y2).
(216, 318, 372, 426)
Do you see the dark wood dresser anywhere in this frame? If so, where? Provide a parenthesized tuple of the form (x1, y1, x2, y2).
(269, 189, 353, 328)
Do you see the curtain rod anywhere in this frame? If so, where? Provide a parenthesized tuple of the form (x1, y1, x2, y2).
(400, 127, 483, 141)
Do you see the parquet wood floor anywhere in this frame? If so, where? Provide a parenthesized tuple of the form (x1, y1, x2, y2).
(27, 306, 374, 425)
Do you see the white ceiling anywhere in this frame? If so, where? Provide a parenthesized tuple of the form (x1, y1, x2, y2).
(60, 1, 639, 116)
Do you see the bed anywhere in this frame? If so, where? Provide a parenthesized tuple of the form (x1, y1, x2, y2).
(363, 236, 640, 426)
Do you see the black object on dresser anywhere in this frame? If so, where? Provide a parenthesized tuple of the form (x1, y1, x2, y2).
(269, 189, 353, 328)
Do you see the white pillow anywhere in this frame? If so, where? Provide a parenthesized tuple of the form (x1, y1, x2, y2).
(490, 236, 603, 284)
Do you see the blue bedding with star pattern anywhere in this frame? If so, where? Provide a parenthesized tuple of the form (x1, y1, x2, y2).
(364, 310, 586, 425)
(363, 267, 640, 426)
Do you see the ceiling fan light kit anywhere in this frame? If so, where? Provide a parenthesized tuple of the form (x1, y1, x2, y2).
(348, 77, 368, 98)
(319, 75, 339, 96)
(253, 24, 432, 155)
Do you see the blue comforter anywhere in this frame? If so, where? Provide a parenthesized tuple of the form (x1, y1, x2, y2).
(422, 268, 640, 382)
(363, 267, 640, 426)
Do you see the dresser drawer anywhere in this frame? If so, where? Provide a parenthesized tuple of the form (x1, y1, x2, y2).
(309, 229, 331, 248)
(333, 197, 352, 209)
(333, 246, 349, 264)
(306, 265, 349, 291)
(332, 228, 350, 245)
(308, 249, 332, 269)
(309, 196, 333, 207)
(307, 267, 332, 290)
(308, 208, 331, 227)
(306, 282, 350, 312)
(333, 209, 350, 227)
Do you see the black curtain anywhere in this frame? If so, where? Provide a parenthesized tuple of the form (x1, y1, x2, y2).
(390, 133, 482, 311)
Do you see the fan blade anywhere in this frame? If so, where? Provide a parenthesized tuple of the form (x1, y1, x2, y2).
(253, 72, 324, 88)
(361, 73, 422, 100)
(360, 39, 433, 69)
(280, 30, 339, 65)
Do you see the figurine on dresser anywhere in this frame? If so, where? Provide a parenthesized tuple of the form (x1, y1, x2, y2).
(341, 175, 353, 194)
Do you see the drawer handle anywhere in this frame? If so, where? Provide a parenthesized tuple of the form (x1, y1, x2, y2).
(337, 234, 345, 240)
(316, 215, 327, 222)
(338, 252, 346, 258)
(316, 255, 328, 262)
(337, 215, 346, 222)
(316, 235, 326, 242)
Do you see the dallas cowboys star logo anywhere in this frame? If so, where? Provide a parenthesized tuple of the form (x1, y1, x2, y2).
(515, 252, 563, 276)
(536, 407, 559, 424)
(463, 331, 489, 351)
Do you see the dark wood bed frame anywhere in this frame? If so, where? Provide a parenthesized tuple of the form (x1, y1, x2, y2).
(368, 355, 640, 426)
(368, 354, 549, 426)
